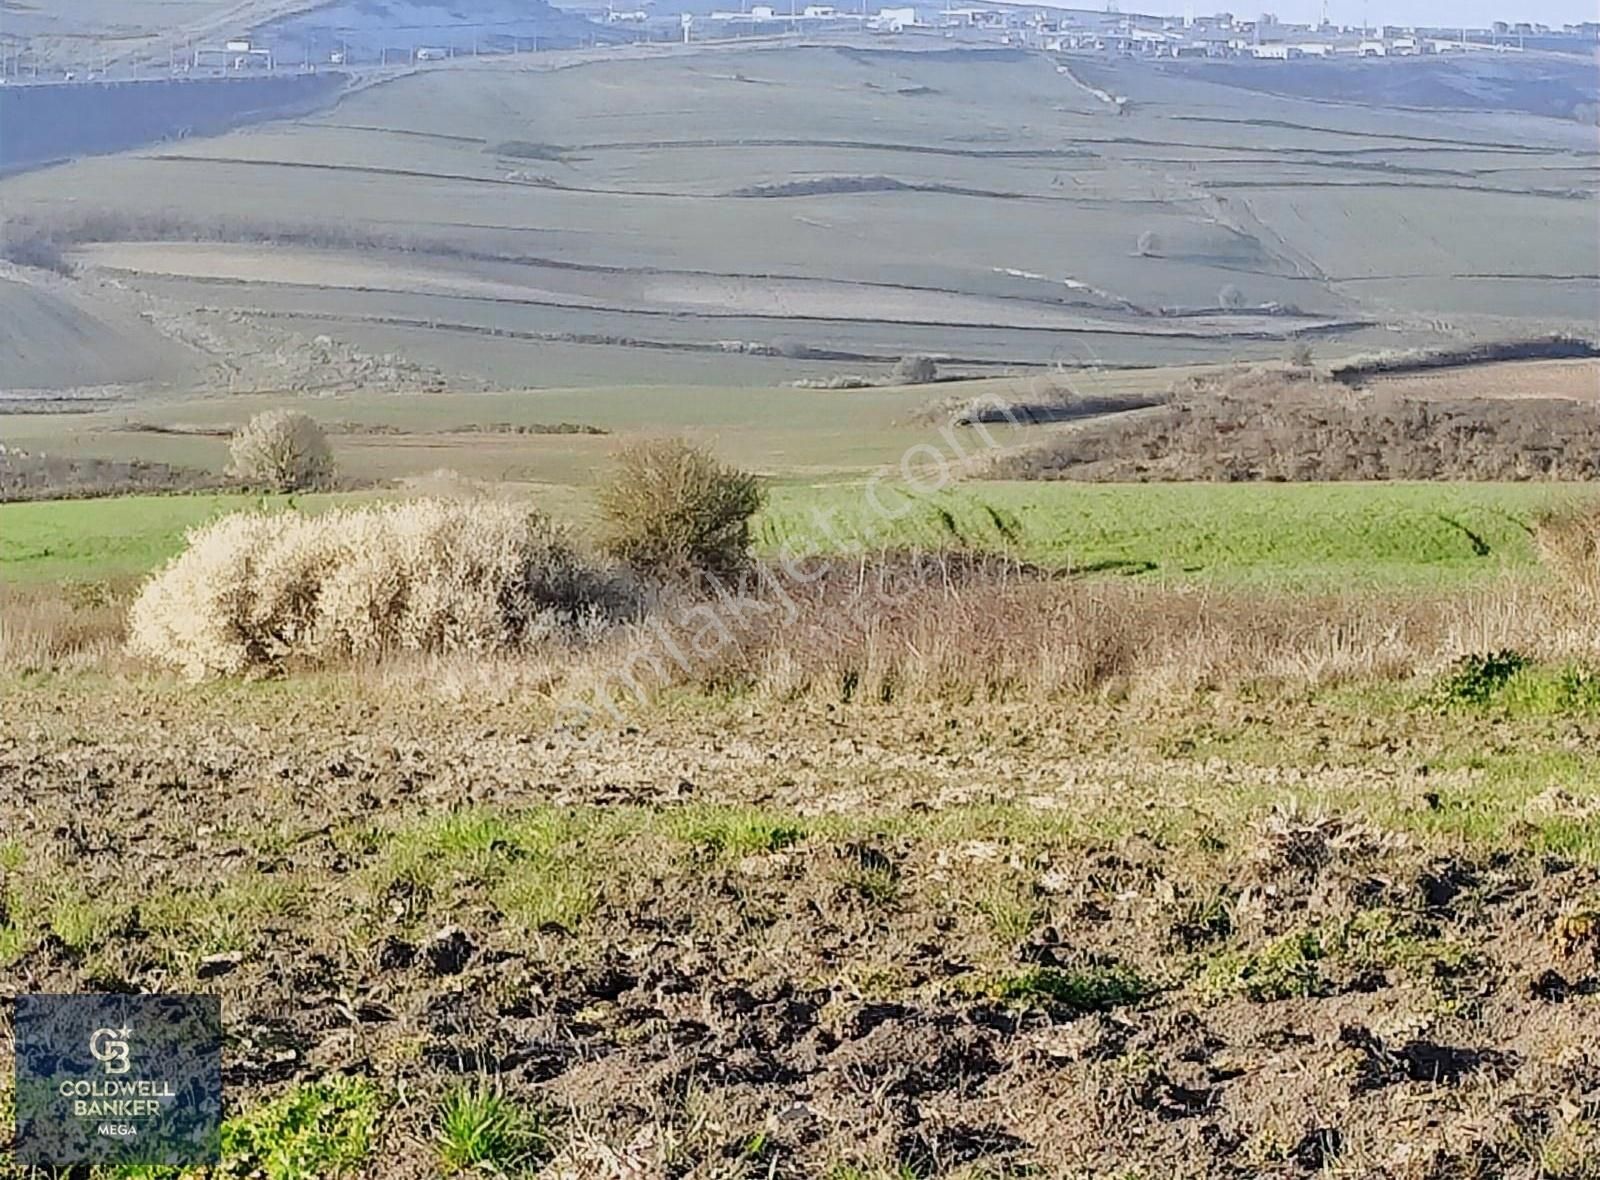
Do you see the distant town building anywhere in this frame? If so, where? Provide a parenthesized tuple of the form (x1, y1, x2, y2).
(873, 6, 918, 30)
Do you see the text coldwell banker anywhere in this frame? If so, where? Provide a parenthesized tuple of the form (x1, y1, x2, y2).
(58, 1078, 178, 1118)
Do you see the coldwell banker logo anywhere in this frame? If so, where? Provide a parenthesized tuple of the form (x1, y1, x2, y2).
(90, 1025, 133, 1074)
(12, 995, 222, 1166)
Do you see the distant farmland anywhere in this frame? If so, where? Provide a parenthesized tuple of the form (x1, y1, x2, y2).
(1, 40, 1593, 397)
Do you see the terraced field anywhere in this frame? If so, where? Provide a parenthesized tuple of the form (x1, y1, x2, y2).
(2, 40, 1592, 399)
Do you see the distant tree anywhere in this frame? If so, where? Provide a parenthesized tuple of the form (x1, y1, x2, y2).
(1134, 230, 1160, 257)
(1285, 341, 1315, 369)
(1218, 284, 1246, 309)
(229, 410, 334, 491)
(892, 354, 938, 385)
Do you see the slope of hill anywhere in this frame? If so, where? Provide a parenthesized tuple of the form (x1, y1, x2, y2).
(0, 40, 1593, 394)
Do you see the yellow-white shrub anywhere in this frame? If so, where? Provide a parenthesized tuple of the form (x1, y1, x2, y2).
(128, 499, 623, 678)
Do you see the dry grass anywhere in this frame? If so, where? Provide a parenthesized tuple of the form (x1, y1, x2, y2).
(10, 543, 1595, 702)
(624, 556, 1584, 708)
(0, 581, 130, 674)
(12, 510, 1600, 705)
(1535, 504, 1600, 620)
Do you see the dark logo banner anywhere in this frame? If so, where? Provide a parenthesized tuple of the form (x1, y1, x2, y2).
(12, 994, 222, 1166)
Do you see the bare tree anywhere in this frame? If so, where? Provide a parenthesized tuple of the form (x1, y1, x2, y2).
(229, 410, 335, 491)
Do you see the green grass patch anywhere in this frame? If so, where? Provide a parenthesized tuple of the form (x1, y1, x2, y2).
(0, 492, 356, 583)
(374, 806, 641, 933)
(143, 875, 309, 961)
(758, 481, 1588, 589)
(4, 481, 1588, 588)
(667, 805, 809, 858)
(0, 921, 25, 968)
(974, 880, 1044, 947)
(435, 1080, 550, 1175)
(970, 964, 1153, 1013)
(1201, 928, 1325, 1002)
(46, 891, 124, 953)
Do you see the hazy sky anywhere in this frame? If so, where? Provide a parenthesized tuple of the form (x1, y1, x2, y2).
(1240, 0, 1596, 26)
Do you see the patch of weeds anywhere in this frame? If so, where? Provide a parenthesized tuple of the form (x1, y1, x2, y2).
(1498, 663, 1600, 716)
(1430, 649, 1530, 709)
(975, 879, 1043, 947)
(1201, 928, 1324, 1002)
(220, 1077, 381, 1180)
(145, 876, 306, 960)
(668, 806, 807, 858)
(435, 807, 519, 857)
(839, 863, 901, 906)
(836, 845, 902, 907)
(1333, 908, 1416, 969)
(1538, 1119, 1600, 1179)
(1242, 1123, 1301, 1169)
(1202, 914, 1482, 1006)
(373, 837, 442, 915)
(1534, 816, 1600, 864)
(492, 859, 594, 932)
(0, 880, 30, 967)
(1170, 887, 1235, 949)
(374, 808, 613, 932)
(47, 892, 125, 954)
(435, 1079, 549, 1175)
(1334, 909, 1484, 1005)
(0, 923, 26, 967)
(0, 841, 24, 872)
(1552, 903, 1600, 959)
(836, 961, 913, 1001)
(973, 964, 1151, 1014)
(383, 807, 518, 892)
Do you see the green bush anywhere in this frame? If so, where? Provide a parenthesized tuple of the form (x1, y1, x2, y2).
(220, 1077, 380, 1180)
(1432, 649, 1531, 708)
(597, 438, 763, 580)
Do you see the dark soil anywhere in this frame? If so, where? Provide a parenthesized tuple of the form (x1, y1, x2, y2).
(1, 685, 1598, 1176)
